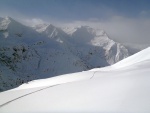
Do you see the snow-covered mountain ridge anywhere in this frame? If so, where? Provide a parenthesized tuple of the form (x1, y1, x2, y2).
(0, 47, 150, 113)
(0, 17, 130, 91)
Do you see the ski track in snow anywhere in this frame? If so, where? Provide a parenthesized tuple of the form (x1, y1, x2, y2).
(0, 72, 97, 108)
(0, 84, 59, 108)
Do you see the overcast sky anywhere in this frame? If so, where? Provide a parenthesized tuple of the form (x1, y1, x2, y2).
(0, 0, 150, 47)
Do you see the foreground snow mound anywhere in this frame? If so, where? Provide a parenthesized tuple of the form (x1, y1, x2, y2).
(0, 47, 150, 113)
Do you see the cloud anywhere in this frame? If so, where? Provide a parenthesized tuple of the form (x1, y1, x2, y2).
(0, 6, 149, 49)
(139, 10, 150, 17)
(57, 16, 150, 48)
(22, 18, 45, 26)
(100, 16, 150, 45)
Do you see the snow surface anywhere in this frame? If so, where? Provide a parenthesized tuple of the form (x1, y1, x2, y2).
(0, 47, 150, 113)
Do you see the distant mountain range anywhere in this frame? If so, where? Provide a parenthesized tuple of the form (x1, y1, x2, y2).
(0, 17, 129, 91)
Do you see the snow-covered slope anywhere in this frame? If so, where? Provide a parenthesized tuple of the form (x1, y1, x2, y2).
(112, 47, 150, 68)
(0, 17, 130, 91)
(0, 47, 150, 113)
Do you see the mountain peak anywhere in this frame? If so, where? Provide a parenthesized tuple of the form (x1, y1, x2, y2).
(0, 16, 22, 30)
(79, 25, 90, 28)
(0, 17, 11, 30)
(46, 24, 56, 31)
(33, 23, 57, 33)
(4, 16, 13, 20)
(62, 25, 106, 37)
(2, 16, 17, 24)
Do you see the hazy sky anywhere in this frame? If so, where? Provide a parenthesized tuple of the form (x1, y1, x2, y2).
(0, 0, 150, 20)
(0, 0, 150, 47)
